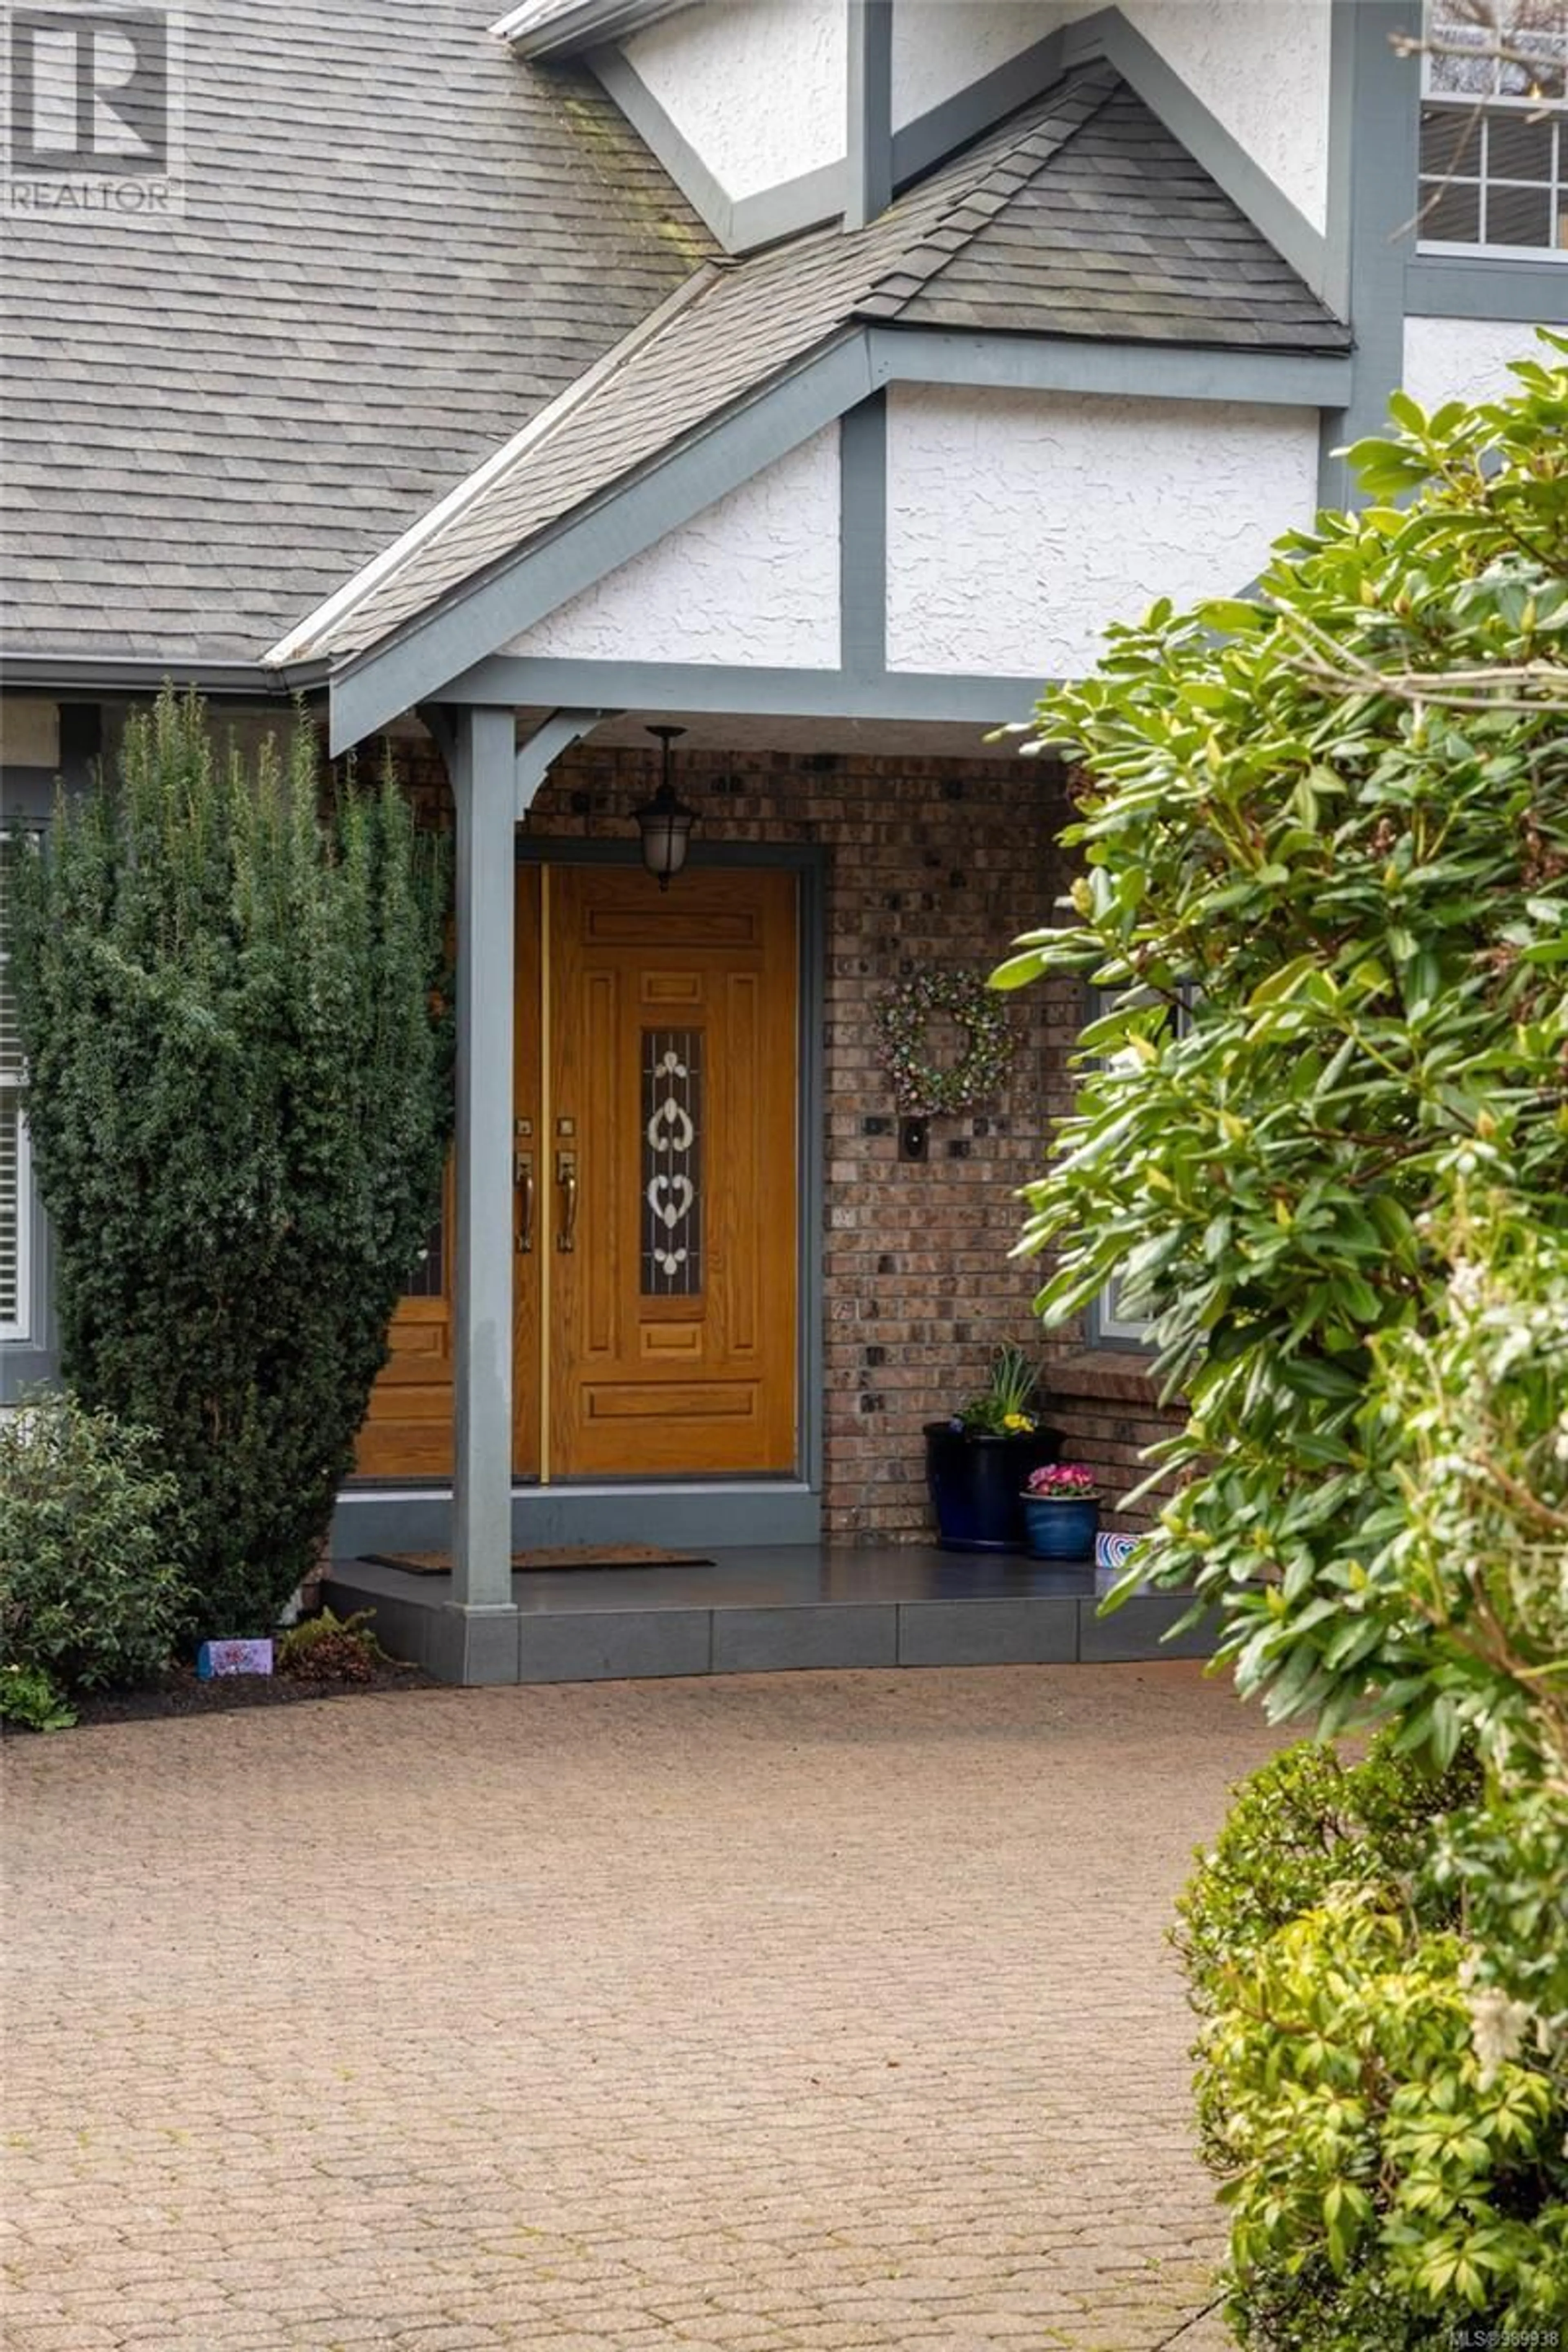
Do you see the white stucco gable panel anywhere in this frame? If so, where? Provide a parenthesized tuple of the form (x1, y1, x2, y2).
(884, 385, 1319, 679)
(503, 426, 841, 668)
(619, 0, 844, 204)
(1402, 318, 1547, 413)
(891, 0, 1331, 231)
(1119, 0, 1331, 231)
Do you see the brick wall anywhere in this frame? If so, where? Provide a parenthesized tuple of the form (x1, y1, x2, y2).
(374, 726, 1184, 1541)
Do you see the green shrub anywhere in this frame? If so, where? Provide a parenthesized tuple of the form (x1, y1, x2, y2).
(1180, 1738, 1568, 2345)
(0, 1664, 77, 1733)
(0, 1392, 188, 1689)
(1198, 1892, 1568, 2345)
(993, 343, 1568, 1740)
(1176, 1733, 1480, 2010)
(10, 690, 450, 1638)
(275, 1606, 391, 1684)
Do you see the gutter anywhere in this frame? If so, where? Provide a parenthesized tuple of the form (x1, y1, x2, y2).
(2, 653, 331, 699)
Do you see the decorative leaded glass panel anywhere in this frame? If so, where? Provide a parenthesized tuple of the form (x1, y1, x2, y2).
(404, 1210, 444, 1298)
(642, 1029, 702, 1296)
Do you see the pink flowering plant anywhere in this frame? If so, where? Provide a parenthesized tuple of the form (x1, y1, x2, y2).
(1025, 1462, 1100, 1499)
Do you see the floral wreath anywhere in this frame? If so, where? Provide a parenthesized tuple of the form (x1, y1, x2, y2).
(873, 968, 1017, 1117)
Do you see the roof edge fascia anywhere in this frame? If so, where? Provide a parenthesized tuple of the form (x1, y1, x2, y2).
(264, 266, 719, 672)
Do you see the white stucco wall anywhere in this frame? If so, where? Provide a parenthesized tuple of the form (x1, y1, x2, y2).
(884, 383, 1319, 677)
(1121, 1, 1331, 230)
(1401, 316, 1547, 412)
(893, 0, 1330, 229)
(504, 426, 840, 668)
(620, 0, 845, 202)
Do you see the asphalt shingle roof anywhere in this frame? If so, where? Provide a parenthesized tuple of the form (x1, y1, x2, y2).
(299, 63, 1349, 666)
(0, 0, 713, 665)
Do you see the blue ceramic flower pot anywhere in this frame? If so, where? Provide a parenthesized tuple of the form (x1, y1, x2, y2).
(1022, 1495, 1100, 1561)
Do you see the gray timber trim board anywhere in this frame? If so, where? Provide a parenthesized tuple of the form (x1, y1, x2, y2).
(839, 392, 887, 681)
(1318, 0, 1418, 511)
(442, 657, 1045, 726)
(328, 333, 875, 753)
(891, 25, 1069, 193)
(845, 0, 893, 232)
(512, 833, 828, 1498)
(1061, 6, 1327, 298)
(1404, 259, 1568, 324)
(865, 326, 1354, 407)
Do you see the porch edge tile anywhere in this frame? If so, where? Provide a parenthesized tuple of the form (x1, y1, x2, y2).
(517, 1608, 713, 1684)
(710, 1605, 896, 1674)
(898, 1597, 1078, 1667)
(1078, 1593, 1218, 1662)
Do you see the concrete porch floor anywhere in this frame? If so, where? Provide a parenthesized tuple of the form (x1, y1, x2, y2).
(324, 1545, 1216, 1686)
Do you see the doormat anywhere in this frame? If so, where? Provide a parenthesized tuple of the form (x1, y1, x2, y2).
(361, 1546, 716, 1576)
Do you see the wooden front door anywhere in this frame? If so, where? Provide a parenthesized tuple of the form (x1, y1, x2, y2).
(356, 862, 798, 1482)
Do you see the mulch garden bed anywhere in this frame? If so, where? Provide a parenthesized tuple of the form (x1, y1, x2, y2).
(17, 1657, 442, 1731)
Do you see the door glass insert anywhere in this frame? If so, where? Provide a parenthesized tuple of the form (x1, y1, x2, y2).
(641, 1027, 703, 1296)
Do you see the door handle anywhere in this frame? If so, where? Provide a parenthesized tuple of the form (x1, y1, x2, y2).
(556, 1149, 578, 1253)
(514, 1151, 534, 1254)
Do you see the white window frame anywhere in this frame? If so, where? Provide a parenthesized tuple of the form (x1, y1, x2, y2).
(1418, 2, 1568, 260)
(0, 828, 33, 1346)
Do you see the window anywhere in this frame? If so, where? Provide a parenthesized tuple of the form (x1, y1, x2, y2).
(0, 831, 32, 1343)
(1419, 2, 1568, 256)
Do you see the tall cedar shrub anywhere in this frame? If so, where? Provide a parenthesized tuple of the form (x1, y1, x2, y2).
(994, 337, 1568, 1743)
(11, 690, 450, 1635)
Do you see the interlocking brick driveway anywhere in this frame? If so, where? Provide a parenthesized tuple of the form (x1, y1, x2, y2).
(2, 1663, 1285, 2352)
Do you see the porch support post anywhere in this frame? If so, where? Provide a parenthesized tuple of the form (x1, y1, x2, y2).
(448, 703, 519, 1661)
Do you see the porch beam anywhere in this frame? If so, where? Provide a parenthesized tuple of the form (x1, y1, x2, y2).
(866, 327, 1354, 410)
(439, 656, 1047, 726)
(448, 704, 520, 1648)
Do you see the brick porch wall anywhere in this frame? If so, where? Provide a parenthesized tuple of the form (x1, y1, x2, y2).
(380, 728, 1183, 1542)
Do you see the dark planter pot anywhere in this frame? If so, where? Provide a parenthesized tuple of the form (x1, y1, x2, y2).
(1022, 1495, 1101, 1561)
(923, 1423, 1062, 1552)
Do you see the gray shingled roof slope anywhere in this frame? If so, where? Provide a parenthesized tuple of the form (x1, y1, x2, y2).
(0, 0, 713, 665)
(298, 64, 1349, 666)
(859, 82, 1348, 345)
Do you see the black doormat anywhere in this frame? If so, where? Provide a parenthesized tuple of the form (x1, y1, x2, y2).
(361, 1545, 715, 1576)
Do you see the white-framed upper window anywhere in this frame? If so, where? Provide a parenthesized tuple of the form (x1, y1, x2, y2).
(0, 829, 33, 1345)
(1419, 2, 1568, 256)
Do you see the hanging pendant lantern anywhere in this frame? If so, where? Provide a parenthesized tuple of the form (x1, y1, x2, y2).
(635, 725, 696, 889)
